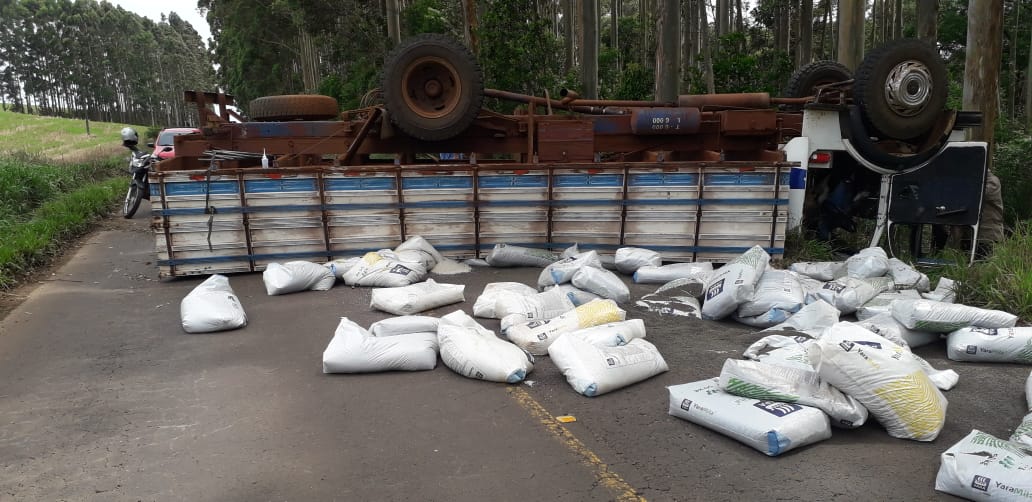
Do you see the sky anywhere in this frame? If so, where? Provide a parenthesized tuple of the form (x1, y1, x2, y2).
(110, 0, 212, 45)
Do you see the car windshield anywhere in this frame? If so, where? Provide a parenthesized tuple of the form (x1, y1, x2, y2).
(157, 131, 193, 146)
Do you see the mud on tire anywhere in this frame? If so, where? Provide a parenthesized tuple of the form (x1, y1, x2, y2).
(249, 95, 340, 121)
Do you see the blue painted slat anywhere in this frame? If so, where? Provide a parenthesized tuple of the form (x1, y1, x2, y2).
(629, 173, 699, 187)
(402, 176, 473, 189)
(703, 173, 776, 186)
(164, 181, 239, 196)
(325, 177, 396, 191)
(478, 175, 549, 188)
(244, 179, 317, 193)
(554, 174, 623, 187)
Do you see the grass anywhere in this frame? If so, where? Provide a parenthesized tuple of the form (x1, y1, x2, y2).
(938, 223, 1032, 322)
(0, 109, 145, 164)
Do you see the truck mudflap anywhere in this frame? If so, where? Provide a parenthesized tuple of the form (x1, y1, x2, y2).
(150, 162, 791, 278)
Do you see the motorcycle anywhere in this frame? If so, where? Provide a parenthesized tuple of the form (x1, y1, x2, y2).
(119, 127, 156, 219)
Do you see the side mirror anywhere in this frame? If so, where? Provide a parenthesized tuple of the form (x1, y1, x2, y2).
(146, 142, 155, 148)
(161, 146, 173, 152)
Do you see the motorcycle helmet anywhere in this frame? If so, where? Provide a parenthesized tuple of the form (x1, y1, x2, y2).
(120, 127, 139, 147)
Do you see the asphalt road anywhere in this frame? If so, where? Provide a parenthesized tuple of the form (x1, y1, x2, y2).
(1, 208, 1029, 501)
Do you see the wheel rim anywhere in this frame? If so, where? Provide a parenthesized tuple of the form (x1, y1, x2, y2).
(401, 56, 462, 120)
(883, 60, 933, 117)
(123, 185, 138, 214)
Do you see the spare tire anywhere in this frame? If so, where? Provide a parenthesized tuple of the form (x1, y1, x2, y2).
(382, 34, 484, 141)
(249, 94, 340, 121)
(854, 39, 947, 141)
(784, 60, 853, 100)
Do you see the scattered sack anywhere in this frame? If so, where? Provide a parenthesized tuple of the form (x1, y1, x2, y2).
(734, 270, 804, 328)
(922, 277, 957, 303)
(180, 274, 247, 333)
(935, 430, 1032, 500)
(633, 262, 713, 284)
(437, 310, 534, 383)
(732, 309, 794, 328)
(567, 319, 647, 347)
(743, 334, 818, 371)
(263, 261, 336, 295)
(1013, 412, 1032, 448)
(497, 286, 575, 332)
(472, 282, 537, 318)
(370, 279, 465, 315)
(325, 257, 361, 279)
(571, 266, 631, 303)
(614, 247, 662, 274)
(341, 252, 428, 287)
(368, 315, 440, 337)
(701, 245, 770, 320)
(1027, 370, 1032, 410)
(845, 246, 889, 279)
(946, 327, 1032, 363)
(858, 313, 939, 349)
(561, 243, 581, 259)
(719, 359, 868, 428)
(892, 299, 1018, 332)
(788, 270, 826, 297)
(856, 289, 921, 321)
(887, 258, 930, 292)
(789, 261, 846, 281)
(667, 378, 831, 456)
(322, 318, 438, 373)
(557, 284, 602, 306)
(507, 299, 626, 355)
(550, 336, 668, 396)
(538, 251, 602, 288)
(811, 276, 883, 315)
(812, 322, 948, 441)
(394, 235, 443, 270)
(761, 299, 840, 338)
(485, 243, 557, 268)
(635, 278, 702, 318)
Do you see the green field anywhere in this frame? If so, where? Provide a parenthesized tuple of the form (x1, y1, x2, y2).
(0, 109, 144, 163)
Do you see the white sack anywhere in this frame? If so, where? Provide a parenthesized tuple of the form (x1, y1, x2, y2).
(667, 378, 831, 456)
(322, 318, 438, 373)
(1013, 412, 1032, 448)
(811, 276, 883, 314)
(325, 257, 361, 279)
(497, 286, 575, 332)
(180, 274, 248, 333)
(845, 246, 889, 279)
(342, 252, 428, 287)
(701, 245, 770, 320)
(614, 247, 662, 274)
(761, 299, 840, 338)
(738, 270, 805, 318)
(935, 430, 1032, 500)
(887, 258, 930, 292)
(1027, 371, 1032, 410)
(472, 282, 537, 318)
(549, 336, 667, 396)
(263, 261, 336, 295)
(719, 359, 869, 428)
(370, 279, 465, 315)
(538, 251, 603, 288)
(743, 334, 818, 371)
(506, 299, 626, 355)
(561, 243, 580, 259)
(394, 235, 442, 270)
(788, 270, 826, 297)
(485, 243, 557, 268)
(369, 315, 440, 337)
(946, 327, 1032, 364)
(633, 262, 713, 284)
(922, 277, 957, 303)
(858, 313, 939, 349)
(732, 309, 794, 328)
(635, 286, 702, 318)
(437, 310, 534, 383)
(788, 261, 846, 281)
(811, 322, 948, 441)
(856, 289, 920, 321)
(557, 284, 602, 306)
(571, 266, 631, 303)
(567, 319, 647, 347)
(892, 299, 1018, 332)
(599, 254, 618, 270)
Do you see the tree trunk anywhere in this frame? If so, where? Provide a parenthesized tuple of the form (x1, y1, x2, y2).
(963, 0, 1003, 153)
(685, 0, 697, 69)
(916, 0, 938, 44)
(735, 0, 744, 34)
(611, 0, 620, 70)
(1009, 1, 1020, 120)
(656, 0, 680, 101)
(564, 0, 575, 72)
(462, 0, 479, 53)
(798, 0, 813, 67)
(892, 0, 902, 40)
(716, 0, 728, 37)
(838, 0, 864, 70)
(298, 29, 320, 93)
(776, 1, 787, 52)
(1026, 16, 1032, 130)
(700, 0, 714, 93)
(386, 0, 402, 47)
(581, 0, 599, 98)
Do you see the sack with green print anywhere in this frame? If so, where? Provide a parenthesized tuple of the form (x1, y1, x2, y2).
(946, 327, 1032, 364)
(892, 299, 1017, 333)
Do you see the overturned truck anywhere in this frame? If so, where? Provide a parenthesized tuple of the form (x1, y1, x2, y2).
(151, 36, 986, 277)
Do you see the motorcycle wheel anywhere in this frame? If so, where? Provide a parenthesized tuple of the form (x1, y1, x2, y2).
(123, 183, 143, 219)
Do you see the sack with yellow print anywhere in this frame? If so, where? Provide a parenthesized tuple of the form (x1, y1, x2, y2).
(342, 251, 427, 287)
(811, 321, 948, 441)
(506, 299, 626, 356)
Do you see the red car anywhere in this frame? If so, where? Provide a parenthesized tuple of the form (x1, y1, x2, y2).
(150, 127, 201, 160)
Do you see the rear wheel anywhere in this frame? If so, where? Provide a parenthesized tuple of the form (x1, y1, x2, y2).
(123, 183, 142, 219)
(783, 60, 853, 107)
(854, 39, 947, 140)
(249, 95, 340, 121)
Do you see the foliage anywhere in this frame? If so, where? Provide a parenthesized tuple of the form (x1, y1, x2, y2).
(940, 223, 1032, 321)
(782, 229, 836, 263)
(612, 63, 653, 101)
(992, 122, 1032, 225)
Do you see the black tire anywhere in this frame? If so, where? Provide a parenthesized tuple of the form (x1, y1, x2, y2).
(381, 34, 484, 141)
(784, 60, 852, 101)
(854, 39, 947, 140)
(123, 183, 142, 219)
(249, 94, 340, 121)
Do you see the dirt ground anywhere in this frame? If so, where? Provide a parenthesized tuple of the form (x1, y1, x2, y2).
(0, 209, 1029, 501)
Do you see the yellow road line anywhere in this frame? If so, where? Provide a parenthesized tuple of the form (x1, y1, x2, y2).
(507, 386, 646, 502)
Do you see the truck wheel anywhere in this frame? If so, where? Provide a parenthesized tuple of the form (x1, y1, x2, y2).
(382, 34, 484, 141)
(784, 60, 852, 104)
(854, 39, 947, 141)
(249, 95, 340, 121)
